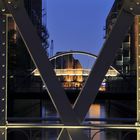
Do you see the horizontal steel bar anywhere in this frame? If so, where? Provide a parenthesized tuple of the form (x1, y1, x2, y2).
(7, 117, 136, 123)
(0, 123, 139, 129)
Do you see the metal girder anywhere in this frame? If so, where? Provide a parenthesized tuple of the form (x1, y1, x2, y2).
(59, 7, 135, 140)
(1, 0, 89, 139)
(0, 0, 140, 140)
(0, 10, 8, 140)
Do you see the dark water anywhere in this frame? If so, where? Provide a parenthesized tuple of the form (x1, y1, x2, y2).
(7, 100, 136, 140)
(42, 100, 136, 140)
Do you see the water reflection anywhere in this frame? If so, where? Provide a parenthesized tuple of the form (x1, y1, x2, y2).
(88, 104, 106, 118)
(87, 104, 106, 140)
(43, 101, 107, 140)
(43, 101, 134, 140)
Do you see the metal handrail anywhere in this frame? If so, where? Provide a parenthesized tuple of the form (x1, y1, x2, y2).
(0, 123, 139, 129)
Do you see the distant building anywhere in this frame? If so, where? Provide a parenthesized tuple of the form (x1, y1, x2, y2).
(51, 52, 82, 69)
(106, 0, 138, 76)
(105, 0, 137, 93)
(8, 0, 45, 121)
(51, 52, 83, 89)
(8, 0, 48, 72)
(33, 51, 118, 91)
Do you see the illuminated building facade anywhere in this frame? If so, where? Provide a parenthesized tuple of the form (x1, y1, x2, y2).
(32, 52, 119, 91)
(51, 52, 84, 89)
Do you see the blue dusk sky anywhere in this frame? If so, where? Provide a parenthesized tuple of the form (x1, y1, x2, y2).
(43, 0, 115, 56)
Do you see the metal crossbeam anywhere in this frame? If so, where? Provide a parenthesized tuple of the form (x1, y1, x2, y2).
(0, 123, 139, 129)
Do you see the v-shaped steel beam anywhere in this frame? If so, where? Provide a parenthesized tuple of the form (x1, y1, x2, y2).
(1, 0, 140, 140)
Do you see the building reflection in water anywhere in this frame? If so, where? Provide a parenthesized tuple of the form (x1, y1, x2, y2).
(43, 100, 134, 140)
(88, 104, 106, 140)
(44, 101, 107, 140)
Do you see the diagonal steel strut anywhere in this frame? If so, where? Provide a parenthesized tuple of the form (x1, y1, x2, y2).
(58, 1, 136, 139)
(73, 8, 134, 122)
(1, 0, 89, 139)
(74, 0, 140, 123)
(1, 0, 140, 140)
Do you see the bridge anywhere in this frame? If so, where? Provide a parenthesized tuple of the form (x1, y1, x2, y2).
(0, 1, 139, 140)
(32, 51, 120, 91)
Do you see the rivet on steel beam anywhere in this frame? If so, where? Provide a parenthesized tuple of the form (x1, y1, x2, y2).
(2, 42, 5, 46)
(2, 98, 5, 101)
(2, 20, 5, 23)
(2, 65, 5, 67)
(136, 2, 140, 5)
(2, 76, 5, 79)
(2, 132, 4, 135)
(1, 9, 5, 12)
(10, 75, 14, 78)
(2, 31, 5, 34)
(2, 87, 5, 90)
(130, 7, 133, 11)
(2, 109, 5, 112)
(8, 1, 12, 4)
(2, 53, 5, 56)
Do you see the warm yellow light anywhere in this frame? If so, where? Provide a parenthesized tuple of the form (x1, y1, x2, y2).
(32, 68, 118, 90)
(33, 68, 119, 77)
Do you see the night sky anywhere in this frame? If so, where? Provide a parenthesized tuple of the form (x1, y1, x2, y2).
(42, 0, 115, 67)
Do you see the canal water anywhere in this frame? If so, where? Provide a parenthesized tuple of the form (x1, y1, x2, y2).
(42, 100, 136, 140)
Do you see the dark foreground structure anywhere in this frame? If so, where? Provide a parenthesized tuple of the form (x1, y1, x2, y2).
(0, 0, 140, 140)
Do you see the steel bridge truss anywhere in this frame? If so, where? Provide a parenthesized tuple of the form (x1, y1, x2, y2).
(0, 0, 140, 140)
